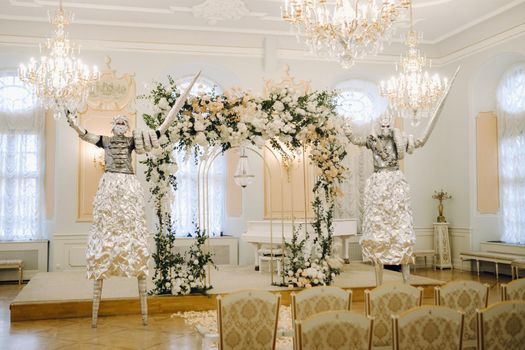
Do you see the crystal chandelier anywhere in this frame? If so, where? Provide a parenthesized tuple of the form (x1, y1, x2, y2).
(379, 1, 448, 126)
(19, 0, 99, 119)
(281, 0, 410, 68)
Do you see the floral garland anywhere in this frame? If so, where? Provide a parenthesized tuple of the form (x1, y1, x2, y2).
(141, 75, 349, 292)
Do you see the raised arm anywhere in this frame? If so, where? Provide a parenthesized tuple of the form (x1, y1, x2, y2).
(344, 125, 368, 147)
(414, 66, 460, 149)
(157, 71, 201, 135)
(66, 110, 101, 145)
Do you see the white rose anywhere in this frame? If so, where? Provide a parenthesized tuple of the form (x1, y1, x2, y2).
(238, 122, 247, 133)
(306, 102, 317, 112)
(158, 97, 170, 110)
(253, 136, 266, 148)
(194, 120, 205, 132)
(195, 132, 207, 145)
(273, 101, 285, 112)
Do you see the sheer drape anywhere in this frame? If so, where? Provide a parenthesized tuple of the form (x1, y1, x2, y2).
(337, 145, 373, 231)
(497, 63, 525, 244)
(336, 80, 384, 228)
(0, 108, 44, 241)
(171, 151, 225, 237)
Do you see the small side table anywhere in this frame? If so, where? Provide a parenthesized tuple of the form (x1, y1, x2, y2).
(434, 222, 452, 269)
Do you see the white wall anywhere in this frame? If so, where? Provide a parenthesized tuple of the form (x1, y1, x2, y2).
(2, 27, 525, 269)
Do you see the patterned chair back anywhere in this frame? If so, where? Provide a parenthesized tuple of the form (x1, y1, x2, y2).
(477, 301, 525, 350)
(291, 286, 352, 328)
(500, 278, 525, 301)
(435, 280, 489, 345)
(365, 283, 423, 347)
(217, 290, 280, 350)
(296, 310, 373, 350)
(393, 305, 464, 350)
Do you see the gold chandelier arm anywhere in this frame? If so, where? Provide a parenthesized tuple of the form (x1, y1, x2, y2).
(414, 66, 460, 149)
(157, 71, 201, 135)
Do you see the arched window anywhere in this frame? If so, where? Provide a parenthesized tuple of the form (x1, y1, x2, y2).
(334, 80, 385, 230)
(497, 63, 525, 244)
(176, 76, 222, 96)
(0, 74, 36, 113)
(171, 76, 225, 237)
(335, 80, 387, 126)
(0, 72, 43, 240)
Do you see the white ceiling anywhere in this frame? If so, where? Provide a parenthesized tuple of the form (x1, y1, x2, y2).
(0, 0, 523, 41)
(0, 0, 524, 59)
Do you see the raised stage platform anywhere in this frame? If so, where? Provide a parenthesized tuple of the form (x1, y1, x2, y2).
(10, 262, 444, 322)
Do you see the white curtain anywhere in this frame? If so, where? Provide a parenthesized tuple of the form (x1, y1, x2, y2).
(0, 105, 44, 241)
(335, 80, 384, 229)
(337, 145, 373, 230)
(497, 63, 525, 244)
(171, 151, 225, 237)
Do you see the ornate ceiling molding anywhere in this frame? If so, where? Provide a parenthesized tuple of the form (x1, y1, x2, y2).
(4, 0, 525, 45)
(192, 0, 252, 25)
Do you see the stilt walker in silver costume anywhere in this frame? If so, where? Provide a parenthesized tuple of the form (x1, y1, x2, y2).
(345, 68, 459, 286)
(67, 72, 200, 328)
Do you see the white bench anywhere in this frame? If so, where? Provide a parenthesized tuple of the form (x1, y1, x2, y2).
(459, 251, 524, 279)
(511, 259, 525, 279)
(413, 250, 436, 271)
(0, 259, 23, 285)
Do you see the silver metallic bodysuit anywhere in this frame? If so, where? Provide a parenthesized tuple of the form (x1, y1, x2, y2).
(80, 132, 137, 174)
(367, 134, 400, 172)
(100, 136, 134, 174)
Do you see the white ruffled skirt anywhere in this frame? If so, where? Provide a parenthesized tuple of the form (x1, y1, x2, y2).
(360, 170, 415, 265)
(86, 172, 150, 280)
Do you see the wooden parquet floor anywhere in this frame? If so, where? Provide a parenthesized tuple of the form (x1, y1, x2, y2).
(0, 268, 511, 350)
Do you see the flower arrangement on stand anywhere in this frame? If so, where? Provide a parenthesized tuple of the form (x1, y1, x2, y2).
(140, 74, 350, 293)
(170, 227, 215, 295)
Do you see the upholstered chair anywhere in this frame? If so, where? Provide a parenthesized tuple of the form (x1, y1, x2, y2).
(295, 310, 373, 350)
(393, 305, 464, 350)
(435, 280, 489, 348)
(365, 283, 423, 349)
(476, 301, 525, 350)
(291, 286, 352, 350)
(291, 286, 352, 326)
(217, 290, 280, 350)
(500, 277, 525, 301)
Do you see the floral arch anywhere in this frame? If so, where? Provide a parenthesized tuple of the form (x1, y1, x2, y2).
(141, 74, 350, 295)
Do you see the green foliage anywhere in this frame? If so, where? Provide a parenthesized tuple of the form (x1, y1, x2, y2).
(141, 76, 349, 292)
